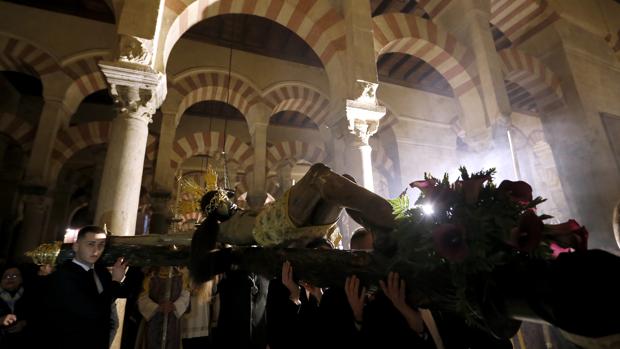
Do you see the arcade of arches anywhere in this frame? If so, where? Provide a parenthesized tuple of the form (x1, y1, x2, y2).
(1, 0, 620, 264)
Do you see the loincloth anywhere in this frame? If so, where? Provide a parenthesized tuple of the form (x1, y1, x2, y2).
(253, 189, 339, 247)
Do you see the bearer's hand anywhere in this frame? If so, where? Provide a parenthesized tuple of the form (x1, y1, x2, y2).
(345, 275, 366, 323)
(300, 281, 323, 304)
(380, 272, 424, 333)
(281, 261, 300, 305)
(111, 257, 128, 282)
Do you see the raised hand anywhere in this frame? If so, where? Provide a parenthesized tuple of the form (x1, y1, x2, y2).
(345, 275, 367, 323)
(281, 261, 300, 305)
(300, 280, 323, 304)
(111, 257, 128, 282)
(379, 271, 424, 333)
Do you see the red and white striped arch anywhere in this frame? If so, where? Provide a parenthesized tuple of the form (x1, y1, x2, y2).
(60, 50, 110, 114)
(0, 35, 61, 79)
(0, 113, 35, 151)
(161, 0, 346, 68)
(266, 140, 326, 170)
(170, 131, 253, 171)
(263, 82, 330, 126)
(490, 0, 559, 47)
(372, 13, 476, 97)
(160, 0, 346, 92)
(498, 48, 564, 112)
(167, 69, 263, 123)
(50, 122, 158, 182)
(50, 122, 110, 182)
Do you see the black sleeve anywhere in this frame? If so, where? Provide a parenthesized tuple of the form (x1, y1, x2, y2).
(265, 279, 300, 349)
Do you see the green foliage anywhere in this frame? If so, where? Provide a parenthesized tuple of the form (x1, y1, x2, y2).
(391, 168, 554, 328)
(388, 193, 410, 220)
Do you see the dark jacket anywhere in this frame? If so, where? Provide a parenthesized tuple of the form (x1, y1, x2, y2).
(41, 261, 126, 349)
(0, 286, 31, 348)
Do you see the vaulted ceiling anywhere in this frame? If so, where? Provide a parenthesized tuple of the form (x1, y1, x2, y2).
(3, 0, 540, 118)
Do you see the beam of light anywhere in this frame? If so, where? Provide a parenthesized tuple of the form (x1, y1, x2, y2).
(422, 204, 434, 215)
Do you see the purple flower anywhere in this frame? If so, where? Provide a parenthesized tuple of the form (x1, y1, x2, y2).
(544, 219, 589, 252)
(432, 224, 469, 262)
(410, 179, 456, 210)
(508, 211, 544, 252)
(455, 175, 491, 204)
(498, 180, 533, 205)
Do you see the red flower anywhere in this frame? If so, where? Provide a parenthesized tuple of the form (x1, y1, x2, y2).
(544, 219, 589, 251)
(410, 179, 439, 194)
(549, 242, 572, 258)
(508, 211, 544, 252)
(498, 180, 533, 205)
(432, 224, 469, 262)
(410, 179, 456, 209)
(455, 175, 491, 204)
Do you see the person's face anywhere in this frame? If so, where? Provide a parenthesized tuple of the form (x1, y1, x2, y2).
(1, 268, 22, 292)
(73, 232, 107, 266)
(351, 234, 374, 250)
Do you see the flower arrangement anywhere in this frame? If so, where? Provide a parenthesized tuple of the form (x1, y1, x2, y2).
(388, 167, 588, 330)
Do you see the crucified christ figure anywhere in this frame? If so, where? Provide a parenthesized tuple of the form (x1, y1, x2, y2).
(190, 163, 394, 254)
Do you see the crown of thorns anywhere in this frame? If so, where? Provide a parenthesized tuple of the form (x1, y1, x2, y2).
(202, 188, 233, 215)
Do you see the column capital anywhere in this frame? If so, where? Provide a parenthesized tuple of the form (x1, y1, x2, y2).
(19, 185, 52, 213)
(343, 82, 386, 146)
(99, 60, 167, 123)
(249, 120, 269, 139)
(118, 34, 155, 67)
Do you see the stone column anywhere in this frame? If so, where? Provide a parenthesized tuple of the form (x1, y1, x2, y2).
(150, 112, 177, 234)
(341, 82, 386, 191)
(12, 185, 51, 261)
(149, 190, 172, 234)
(278, 162, 294, 193)
(153, 112, 177, 192)
(95, 61, 165, 236)
(531, 141, 570, 221)
(43, 179, 73, 243)
(456, 1, 512, 123)
(342, 0, 379, 97)
(527, 19, 619, 250)
(25, 99, 70, 185)
(14, 98, 70, 259)
(435, 0, 516, 179)
(248, 120, 268, 209)
(106, 3, 167, 346)
(87, 150, 107, 219)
